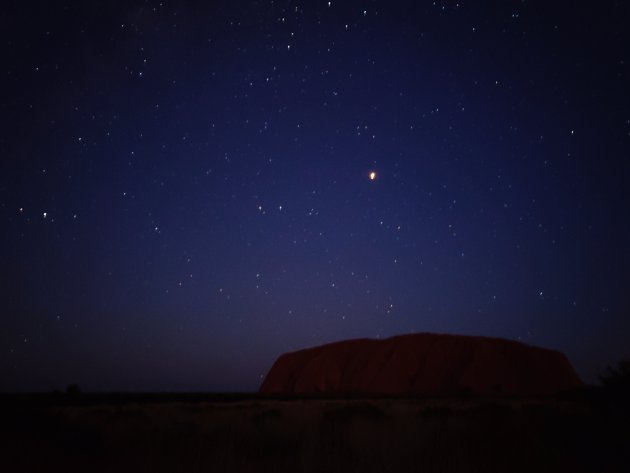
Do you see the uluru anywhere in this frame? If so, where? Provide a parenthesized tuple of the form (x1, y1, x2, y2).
(260, 333, 582, 396)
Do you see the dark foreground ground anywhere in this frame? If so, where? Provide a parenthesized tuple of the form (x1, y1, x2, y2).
(1, 391, 628, 473)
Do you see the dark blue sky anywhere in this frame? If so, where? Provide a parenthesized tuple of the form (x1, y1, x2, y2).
(1, 0, 629, 391)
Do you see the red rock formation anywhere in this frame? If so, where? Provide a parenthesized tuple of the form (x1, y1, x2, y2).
(259, 333, 582, 396)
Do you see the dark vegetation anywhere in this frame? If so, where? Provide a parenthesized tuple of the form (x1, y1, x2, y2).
(599, 359, 630, 396)
(1, 386, 629, 472)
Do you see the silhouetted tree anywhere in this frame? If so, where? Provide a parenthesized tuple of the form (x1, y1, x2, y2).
(599, 359, 630, 392)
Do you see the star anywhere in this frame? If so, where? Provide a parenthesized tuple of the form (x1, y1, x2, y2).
(369, 171, 377, 180)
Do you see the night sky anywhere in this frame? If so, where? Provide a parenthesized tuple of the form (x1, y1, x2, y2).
(1, 0, 629, 392)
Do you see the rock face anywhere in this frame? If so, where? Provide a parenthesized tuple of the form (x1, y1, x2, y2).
(259, 333, 582, 396)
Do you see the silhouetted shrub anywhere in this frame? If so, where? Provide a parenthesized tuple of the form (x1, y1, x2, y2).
(599, 359, 630, 393)
(598, 359, 630, 419)
(65, 384, 81, 396)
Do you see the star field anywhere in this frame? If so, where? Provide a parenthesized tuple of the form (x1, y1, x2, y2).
(1, 0, 629, 391)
